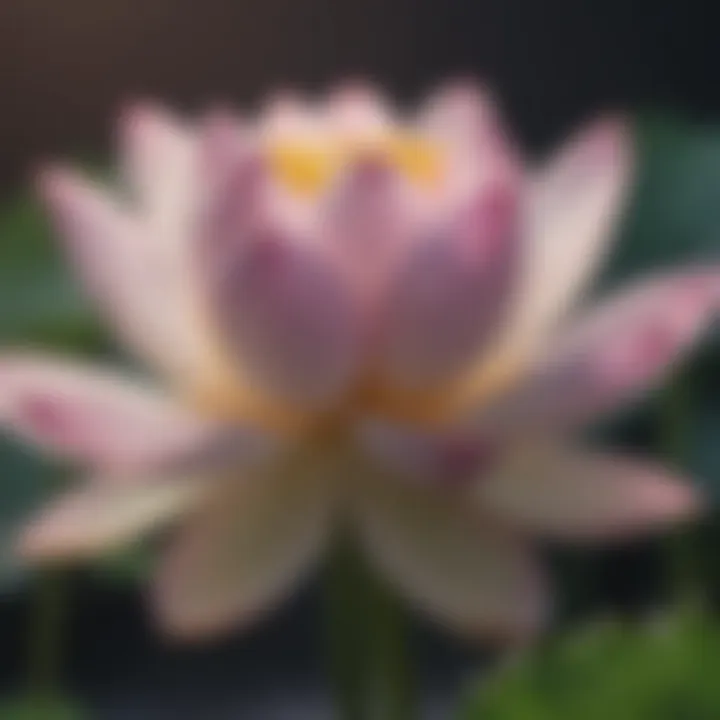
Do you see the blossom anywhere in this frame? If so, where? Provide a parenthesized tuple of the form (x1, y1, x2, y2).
(0, 82, 712, 641)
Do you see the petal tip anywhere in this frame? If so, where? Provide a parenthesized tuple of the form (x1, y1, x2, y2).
(579, 114, 634, 170)
(652, 477, 704, 522)
(431, 76, 495, 103)
(117, 99, 169, 130)
(34, 164, 79, 204)
(116, 99, 186, 155)
(328, 78, 382, 102)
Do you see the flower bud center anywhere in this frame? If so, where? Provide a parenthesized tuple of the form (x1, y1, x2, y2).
(266, 132, 444, 197)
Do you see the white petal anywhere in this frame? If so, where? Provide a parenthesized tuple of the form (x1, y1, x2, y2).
(118, 102, 198, 232)
(0, 354, 230, 470)
(18, 476, 207, 561)
(490, 118, 632, 362)
(38, 166, 218, 384)
(352, 472, 548, 640)
(152, 457, 334, 639)
(37, 168, 150, 352)
(117, 105, 248, 390)
(326, 82, 393, 137)
(469, 268, 720, 435)
(476, 444, 701, 541)
(259, 91, 323, 140)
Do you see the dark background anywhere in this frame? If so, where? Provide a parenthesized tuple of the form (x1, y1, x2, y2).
(0, 0, 717, 717)
(1, 0, 718, 195)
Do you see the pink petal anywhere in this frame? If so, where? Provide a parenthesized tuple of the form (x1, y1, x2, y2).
(476, 444, 701, 541)
(37, 166, 136, 301)
(470, 269, 720, 434)
(420, 81, 497, 133)
(259, 91, 323, 139)
(418, 81, 522, 197)
(0, 354, 238, 470)
(199, 147, 267, 278)
(203, 157, 362, 409)
(18, 476, 207, 562)
(352, 471, 548, 641)
(322, 158, 416, 306)
(199, 109, 251, 192)
(326, 82, 393, 136)
(488, 117, 633, 362)
(152, 458, 334, 639)
(419, 81, 509, 154)
(376, 176, 519, 391)
(38, 166, 213, 383)
(118, 102, 197, 228)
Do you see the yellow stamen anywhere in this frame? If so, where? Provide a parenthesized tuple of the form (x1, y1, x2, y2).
(267, 141, 339, 197)
(384, 134, 444, 191)
(266, 131, 445, 197)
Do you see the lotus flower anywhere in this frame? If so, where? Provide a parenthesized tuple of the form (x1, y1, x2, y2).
(0, 83, 712, 640)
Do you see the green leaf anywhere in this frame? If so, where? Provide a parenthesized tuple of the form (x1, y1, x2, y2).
(601, 114, 720, 289)
(0, 442, 65, 593)
(459, 608, 720, 720)
(685, 356, 720, 502)
(0, 195, 95, 343)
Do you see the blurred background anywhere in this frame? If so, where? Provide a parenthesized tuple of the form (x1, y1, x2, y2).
(2, 0, 720, 717)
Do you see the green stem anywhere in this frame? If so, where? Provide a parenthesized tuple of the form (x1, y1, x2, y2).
(324, 538, 417, 720)
(27, 568, 70, 705)
(325, 541, 368, 720)
(659, 372, 700, 603)
(366, 572, 416, 720)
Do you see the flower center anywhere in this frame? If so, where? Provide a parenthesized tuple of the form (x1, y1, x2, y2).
(266, 132, 445, 197)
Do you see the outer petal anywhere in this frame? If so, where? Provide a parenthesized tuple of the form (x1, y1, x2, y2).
(453, 118, 632, 410)
(152, 456, 335, 639)
(259, 91, 324, 139)
(119, 105, 272, 399)
(204, 157, 362, 409)
(17, 476, 207, 561)
(118, 102, 197, 234)
(504, 117, 632, 351)
(38, 167, 216, 385)
(352, 471, 548, 640)
(475, 443, 700, 541)
(468, 269, 720, 435)
(37, 168, 150, 351)
(0, 354, 239, 470)
(326, 82, 393, 137)
(419, 82, 516, 161)
(420, 81, 495, 136)
(376, 176, 519, 391)
(199, 109, 251, 192)
(418, 82, 522, 202)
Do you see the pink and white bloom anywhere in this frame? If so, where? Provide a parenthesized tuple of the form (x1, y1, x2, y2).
(0, 82, 712, 641)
